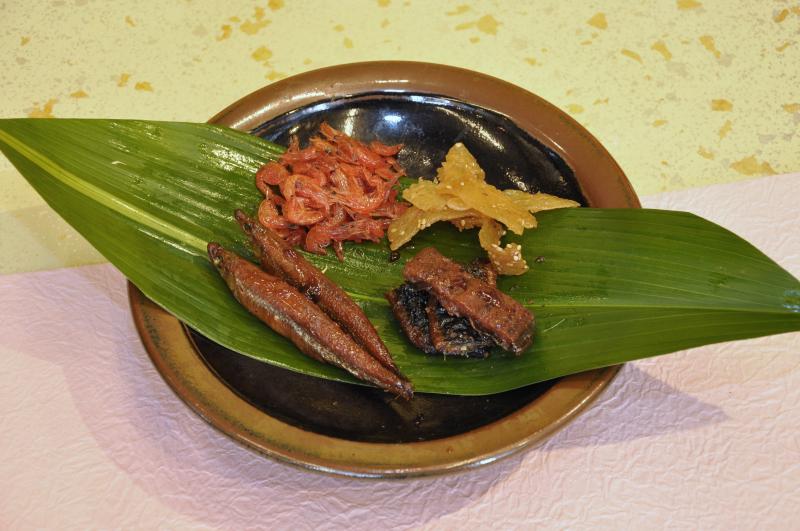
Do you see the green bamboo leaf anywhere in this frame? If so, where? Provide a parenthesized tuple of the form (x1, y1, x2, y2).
(1, 118, 798, 395)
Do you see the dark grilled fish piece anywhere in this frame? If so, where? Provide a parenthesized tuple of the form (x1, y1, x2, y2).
(404, 247, 534, 354)
(427, 258, 497, 358)
(386, 282, 436, 355)
(235, 210, 401, 377)
(387, 259, 498, 358)
(208, 243, 413, 399)
(426, 302, 494, 358)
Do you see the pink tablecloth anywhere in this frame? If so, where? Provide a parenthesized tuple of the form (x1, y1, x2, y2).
(1, 174, 798, 529)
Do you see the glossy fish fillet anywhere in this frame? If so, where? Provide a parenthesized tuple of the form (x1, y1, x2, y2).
(404, 247, 534, 354)
(208, 243, 413, 399)
(235, 210, 402, 376)
(388, 259, 497, 358)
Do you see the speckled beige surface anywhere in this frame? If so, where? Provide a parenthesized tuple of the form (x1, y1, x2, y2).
(1, 0, 799, 273)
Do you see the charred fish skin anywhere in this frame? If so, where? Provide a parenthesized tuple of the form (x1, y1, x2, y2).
(207, 243, 413, 399)
(426, 301, 494, 358)
(235, 210, 401, 376)
(388, 261, 496, 358)
(403, 247, 534, 355)
(429, 257, 497, 359)
(386, 283, 437, 355)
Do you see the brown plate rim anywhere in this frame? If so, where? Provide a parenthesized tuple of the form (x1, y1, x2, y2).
(129, 61, 639, 478)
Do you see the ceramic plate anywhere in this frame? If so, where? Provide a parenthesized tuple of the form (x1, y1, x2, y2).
(130, 61, 639, 478)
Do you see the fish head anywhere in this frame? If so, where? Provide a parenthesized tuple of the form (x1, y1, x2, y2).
(207, 242, 236, 281)
(234, 209, 255, 236)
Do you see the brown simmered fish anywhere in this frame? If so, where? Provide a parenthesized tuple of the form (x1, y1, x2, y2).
(464, 258, 498, 286)
(426, 260, 497, 357)
(387, 259, 497, 358)
(235, 210, 401, 376)
(208, 243, 413, 399)
(426, 303, 495, 358)
(404, 247, 534, 354)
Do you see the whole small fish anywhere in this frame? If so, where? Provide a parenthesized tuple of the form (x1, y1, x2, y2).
(208, 243, 413, 399)
(235, 210, 403, 377)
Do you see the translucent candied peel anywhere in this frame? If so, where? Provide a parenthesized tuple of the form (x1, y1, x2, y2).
(457, 183, 533, 234)
(387, 143, 579, 274)
(435, 142, 486, 185)
(388, 205, 479, 250)
(402, 179, 448, 211)
(478, 218, 529, 275)
(504, 189, 580, 213)
(437, 144, 534, 234)
(451, 214, 484, 231)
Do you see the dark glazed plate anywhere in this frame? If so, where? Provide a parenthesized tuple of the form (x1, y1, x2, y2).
(251, 92, 584, 203)
(130, 61, 639, 477)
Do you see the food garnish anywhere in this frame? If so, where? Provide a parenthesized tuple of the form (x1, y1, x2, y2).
(254, 122, 408, 260)
(388, 143, 579, 275)
(390, 247, 534, 356)
(208, 242, 413, 399)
